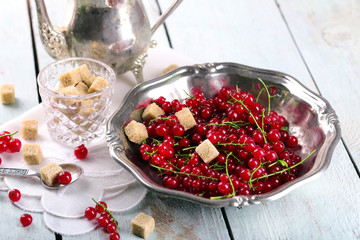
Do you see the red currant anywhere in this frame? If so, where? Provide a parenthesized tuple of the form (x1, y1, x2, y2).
(0, 131, 11, 142)
(74, 144, 88, 159)
(57, 171, 72, 185)
(7, 138, 22, 153)
(84, 207, 97, 220)
(286, 136, 298, 147)
(0, 141, 8, 153)
(20, 214, 33, 227)
(109, 232, 120, 240)
(98, 216, 110, 228)
(106, 222, 117, 233)
(9, 189, 21, 202)
(95, 201, 107, 213)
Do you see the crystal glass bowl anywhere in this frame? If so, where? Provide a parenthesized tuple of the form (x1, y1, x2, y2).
(106, 62, 341, 207)
(38, 57, 116, 146)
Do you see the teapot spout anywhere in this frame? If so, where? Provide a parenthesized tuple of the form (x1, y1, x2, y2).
(34, 0, 69, 59)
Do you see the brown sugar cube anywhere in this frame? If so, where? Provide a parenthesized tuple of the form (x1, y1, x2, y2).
(162, 64, 179, 74)
(55, 86, 80, 96)
(40, 163, 63, 187)
(88, 77, 109, 93)
(131, 212, 155, 239)
(141, 103, 165, 121)
(22, 119, 38, 140)
(59, 68, 82, 87)
(75, 81, 89, 95)
(23, 143, 43, 165)
(1, 84, 15, 104)
(195, 139, 219, 164)
(124, 120, 148, 144)
(77, 64, 93, 83)
(175, 107, 197, 131)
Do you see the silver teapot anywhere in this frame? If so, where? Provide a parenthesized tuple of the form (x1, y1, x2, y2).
(34, 0, 182, 82)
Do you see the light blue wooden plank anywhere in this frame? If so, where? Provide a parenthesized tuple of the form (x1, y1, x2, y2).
(0, 1, 39, 125)
(0, 191, 55, 239)
(158, 0, 360, 239)
(278, 0, 360, 167)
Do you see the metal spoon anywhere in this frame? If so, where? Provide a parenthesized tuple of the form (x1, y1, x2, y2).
(0, 163, 83, 190)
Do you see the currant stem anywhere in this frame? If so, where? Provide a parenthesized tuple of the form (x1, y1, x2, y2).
(0, 131, 18, 140)
(150, 164, 218, 180)
(92, 198, 119, 233)
(253, 149, 317, 181)
(257, 78, 271, 116)
(229, 95, 268, 144)
(149, 117, 176, 125)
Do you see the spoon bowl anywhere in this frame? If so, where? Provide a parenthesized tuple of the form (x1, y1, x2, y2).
(0, 163, 83, 190)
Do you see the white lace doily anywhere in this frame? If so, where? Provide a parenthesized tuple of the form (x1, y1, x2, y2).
(0, 46, 195, 235)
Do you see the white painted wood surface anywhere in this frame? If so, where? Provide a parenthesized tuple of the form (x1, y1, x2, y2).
(160, 0, 360, 239)
(0, 0, 359, 239)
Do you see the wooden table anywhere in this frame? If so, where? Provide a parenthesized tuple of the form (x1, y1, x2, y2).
(1, 0, 359, 239)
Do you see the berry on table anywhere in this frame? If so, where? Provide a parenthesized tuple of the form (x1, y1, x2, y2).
(8, 189, 21, 202)
(95, 201, 107, 213)
(20, 214, 32, 227)
(74, 144, 88, 159)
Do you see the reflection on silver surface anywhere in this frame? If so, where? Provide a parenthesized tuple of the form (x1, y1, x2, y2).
(106, 62, 341, 207)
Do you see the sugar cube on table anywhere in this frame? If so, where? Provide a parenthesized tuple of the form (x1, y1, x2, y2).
(175, 107, 197, 131)
(88, 77, 109, 93)
(195, 139, 219, 163)
(23, 143, 43, 165)
(124, 120, 148, 144)
(142, 103, 165, 121)
(0, 84, 15, 104)
(40, 163, 63, 187)
(131, 212, 155, 239)
(59, 68, 82, 87)
(21, 119, 38, 140)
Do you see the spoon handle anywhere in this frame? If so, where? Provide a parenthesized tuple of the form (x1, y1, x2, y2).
(0, 168, 38, 177)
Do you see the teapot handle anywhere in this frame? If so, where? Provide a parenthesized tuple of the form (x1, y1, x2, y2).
(151, 0, 183, 36)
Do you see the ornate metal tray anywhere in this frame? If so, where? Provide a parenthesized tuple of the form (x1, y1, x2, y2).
(106, 62, 341, 207)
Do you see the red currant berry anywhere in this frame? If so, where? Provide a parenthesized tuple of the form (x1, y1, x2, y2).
(162, 102, 172, 112)
(74, 144, 88, 159)
(218, 181, 231, 195)
(0, 131, 11, 143)
(84, 207, 97, 220)
(155, 96, 166, 105)
(7, 138, 22, 153)
(98, 215, 110, 228)
(20, 214, 32, 227)
(57, 171, 72, 185)
(9, 189, 21, 202)
(106, 222, 117, 233)
(155, 124, 169, 136)
(109, 232, 121, 240)
(0, 157, 2, 166)
(286, 136, 298, 147)
(171, 124, 185, 136)
(95, 201, 107, 213)
(0, 141, 8, 153)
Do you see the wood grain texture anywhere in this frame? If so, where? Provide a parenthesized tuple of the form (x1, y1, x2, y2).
(158, 0, 360, 239)
(277, 0, 360, 167)
(0, 1, 39, 125)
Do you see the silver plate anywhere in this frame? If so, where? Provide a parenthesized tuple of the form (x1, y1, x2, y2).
(106, 62, 341, 207)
